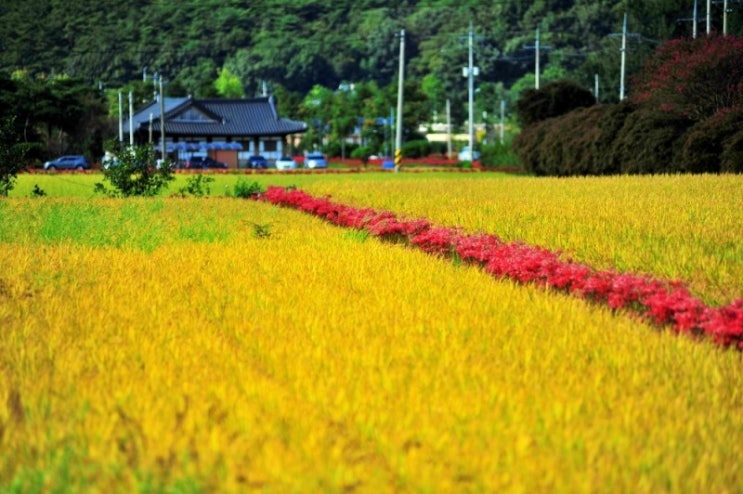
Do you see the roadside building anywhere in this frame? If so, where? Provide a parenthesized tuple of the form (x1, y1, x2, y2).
(122, 95, 307, 168)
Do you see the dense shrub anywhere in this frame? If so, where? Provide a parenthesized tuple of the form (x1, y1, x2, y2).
(720, 129, 743, 173)
(610, 108, 693, 174)
(479, 140, 519, 169)
(512, 120, 551, 175)
(512, 102, 695, 177)
(591, 101, 636, 175)
(515, 80, 596, 127)
(350, 146, 372, 161)
(401, 139, 431, 159)
(428, 141, 448, 156)
(536, 106, 600, 176)
(511, 35, 743, 176)
(513, 105, 624, 176)
(679, 107, 743, 173)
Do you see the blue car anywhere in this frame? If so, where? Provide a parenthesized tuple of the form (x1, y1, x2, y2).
(305, 152, 327, 169)
(248, 155, 268, 169)
(44, 155, 90, 170)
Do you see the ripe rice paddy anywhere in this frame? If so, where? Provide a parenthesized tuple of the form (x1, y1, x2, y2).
(1, 171, 741, 492)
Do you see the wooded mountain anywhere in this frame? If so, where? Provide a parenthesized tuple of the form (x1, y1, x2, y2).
(1, 0, 741, 108)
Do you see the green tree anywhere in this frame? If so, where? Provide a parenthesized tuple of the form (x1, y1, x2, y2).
(0, 116, 31, 196)
(299, 84, 335, 151)
(95, 143, 174, 197)
(214, 67, 245, 98)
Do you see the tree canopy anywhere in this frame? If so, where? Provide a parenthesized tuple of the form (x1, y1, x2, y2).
(2, 0, 741, 113)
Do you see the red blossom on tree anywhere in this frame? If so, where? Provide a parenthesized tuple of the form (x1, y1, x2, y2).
(631, 35, 743, 120)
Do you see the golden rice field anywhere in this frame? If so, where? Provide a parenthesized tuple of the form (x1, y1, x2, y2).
(1, 172, 742, 493)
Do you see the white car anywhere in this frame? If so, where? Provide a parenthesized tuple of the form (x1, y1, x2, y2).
(305, 152, 328, 169)
(275, 156, 297, 170)
(458, 146, 480, 162)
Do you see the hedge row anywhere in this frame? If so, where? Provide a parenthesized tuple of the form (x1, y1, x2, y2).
(513, 102, 743, 176)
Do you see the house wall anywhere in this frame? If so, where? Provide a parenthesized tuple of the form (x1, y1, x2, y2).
(213, 150, 238, 168)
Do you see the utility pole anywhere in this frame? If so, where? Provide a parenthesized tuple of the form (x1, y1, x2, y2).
(118, 91, 123, 142)
(384, 108, 395, 156)
(535, 28, 540, 89)
(714, 0, 731, 35)
(524, 28, 551, 90)
(468, 22, 474, 159)
(461, 22, 479, 161)
(620, 13, 627, 101)
(128, 91, 134, 146)
(446, 99, 452, 159)
(499, 100, 505, 145)
(694, 0, 699, 38)
(394, 29, 405, 172)
(707, 0, 712, 34)
(159, 75, 166, 166)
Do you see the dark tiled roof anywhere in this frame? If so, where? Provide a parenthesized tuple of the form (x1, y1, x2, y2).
(126, 96, 307, 138)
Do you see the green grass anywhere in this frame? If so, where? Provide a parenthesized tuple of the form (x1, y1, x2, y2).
(8, 170, 512, 199)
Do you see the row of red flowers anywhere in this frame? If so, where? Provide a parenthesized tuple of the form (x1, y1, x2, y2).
(255, 185, 743, 351)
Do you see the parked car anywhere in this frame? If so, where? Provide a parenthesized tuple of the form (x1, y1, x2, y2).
(275, 156, 297, 170)
(247, 155, 268, 169)
(305, 152, 327, 169)
(44, 155, 90, 170)
(458, 146, 480, 162)
(185, 156, 228, 169)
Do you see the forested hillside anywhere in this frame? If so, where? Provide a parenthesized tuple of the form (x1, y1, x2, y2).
(2, 0, 741, 108)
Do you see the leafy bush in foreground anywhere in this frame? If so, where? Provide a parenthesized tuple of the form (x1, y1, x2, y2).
(95, 144, 173, 197)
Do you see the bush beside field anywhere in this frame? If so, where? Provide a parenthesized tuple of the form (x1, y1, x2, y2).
(513, 37, 743, 176)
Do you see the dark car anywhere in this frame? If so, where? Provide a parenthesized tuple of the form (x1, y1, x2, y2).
(44, 155, 91, 171)
(247, 155, 268, 169)
(185, 156, 228, 169)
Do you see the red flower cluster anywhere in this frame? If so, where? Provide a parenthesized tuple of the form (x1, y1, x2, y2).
(257, 186, 743, 350)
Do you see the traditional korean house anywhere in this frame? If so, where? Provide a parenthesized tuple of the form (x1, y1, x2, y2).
(122, 95, 307, 168)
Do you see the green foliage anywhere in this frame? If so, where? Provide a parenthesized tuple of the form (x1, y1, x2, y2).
(250, 223, 272, 239)
(721, 130, 743, 173)
(350, 146, 373, 162)
(679, 107, 743, 173)
(214, 67, 245, 98)
(31, 184, 46, 197)
(401, 140, 431, 159)
(232, 178, 263, 199)
(515, 80, 596, 127)
(611, 108, 693, 174)
(3, 73, 109, 163)
(0, 116, 31, 197)
(478, 140, 519, 169)
(514, 102, 693, 176)
(178, 174, 215, 197)
(95, 144, 174, 197)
